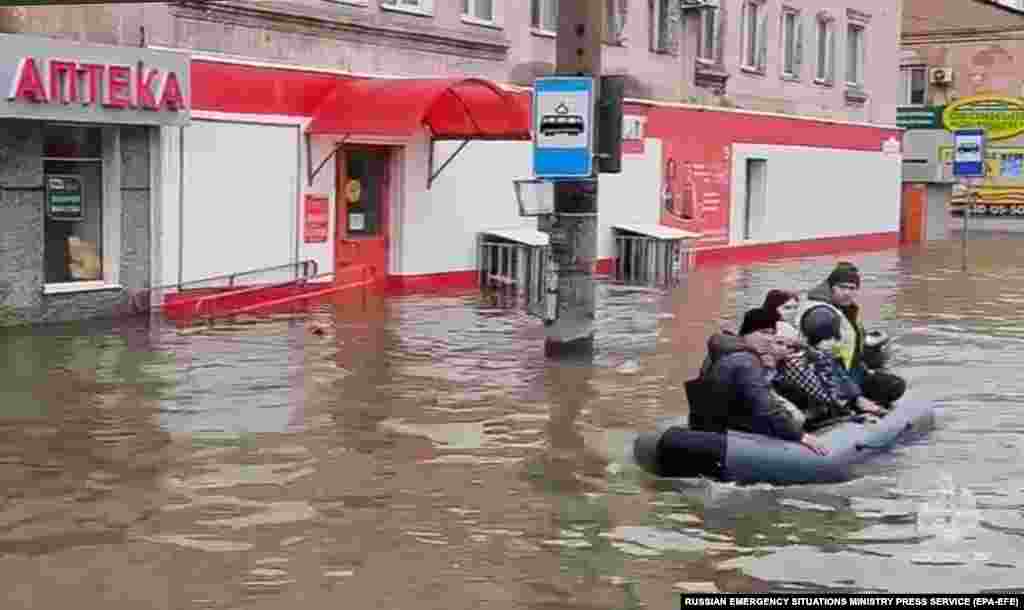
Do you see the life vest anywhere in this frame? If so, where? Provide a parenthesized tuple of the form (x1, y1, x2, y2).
(796, 299, 861, 371)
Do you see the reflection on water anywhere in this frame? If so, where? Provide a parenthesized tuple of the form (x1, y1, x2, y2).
(3, 233, 1024, 607)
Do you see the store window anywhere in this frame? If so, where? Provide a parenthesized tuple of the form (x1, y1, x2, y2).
(42, 125, 104, 284)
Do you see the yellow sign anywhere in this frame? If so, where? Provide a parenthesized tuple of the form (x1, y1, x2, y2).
(940, 145, 1024, 209)
(942, 95, 1024, 141)
(345, 179, 362, 204)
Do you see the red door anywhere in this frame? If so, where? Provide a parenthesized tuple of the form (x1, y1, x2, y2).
(336, 146, 391, 282)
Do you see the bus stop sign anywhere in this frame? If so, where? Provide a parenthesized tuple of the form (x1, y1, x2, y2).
(532, 76, 594, 179)
(952, 128, 986, 178)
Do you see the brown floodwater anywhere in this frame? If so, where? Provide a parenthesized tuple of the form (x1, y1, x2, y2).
(2, 231, 1024, 609)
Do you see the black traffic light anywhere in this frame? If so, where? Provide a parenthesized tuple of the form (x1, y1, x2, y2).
(596, 74, 625, 174)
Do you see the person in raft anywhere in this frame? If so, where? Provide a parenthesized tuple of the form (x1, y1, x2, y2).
(698, 308, 828, 455)
(774, 307, 885, 428)
(796, 262, 907, 406)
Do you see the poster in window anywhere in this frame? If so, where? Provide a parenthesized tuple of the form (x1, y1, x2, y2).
(45, 175, 84, 221)
(303, 194, 330, 243)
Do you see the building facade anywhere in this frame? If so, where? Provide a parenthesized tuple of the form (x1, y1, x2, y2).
(0, 2, 904, 323)
(2, 0, 899, 122)
(899, 0, 1024, 224)
(0, 34, 189, 325)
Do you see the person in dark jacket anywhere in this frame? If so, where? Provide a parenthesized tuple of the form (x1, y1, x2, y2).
(698, 308, 828, 455)
(795, 261, 907, 405)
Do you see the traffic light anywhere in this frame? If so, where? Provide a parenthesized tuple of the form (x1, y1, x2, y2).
(596, 74, 624, 174)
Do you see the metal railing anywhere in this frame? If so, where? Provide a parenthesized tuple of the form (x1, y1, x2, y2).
(189, 270, 331, 320)
(614, 233, 693, 288)
(132, 259, 319, 313)
(171, 264, 375, 326)
(478, 237, 549, 317)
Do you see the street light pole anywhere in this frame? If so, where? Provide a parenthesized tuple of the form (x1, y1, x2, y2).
(541, 0, 603, 359)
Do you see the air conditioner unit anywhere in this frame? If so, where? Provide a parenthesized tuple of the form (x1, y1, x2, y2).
(930, 67, 953, 85)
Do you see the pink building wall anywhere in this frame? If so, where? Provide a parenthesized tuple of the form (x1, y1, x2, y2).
(709, 0, 901, 125)
(2, 1, 900, 123)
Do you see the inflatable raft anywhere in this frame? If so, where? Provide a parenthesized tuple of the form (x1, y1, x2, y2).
(633, 398, 935, 486)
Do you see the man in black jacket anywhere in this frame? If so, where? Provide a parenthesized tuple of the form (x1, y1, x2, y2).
(697, 308, 828, 455)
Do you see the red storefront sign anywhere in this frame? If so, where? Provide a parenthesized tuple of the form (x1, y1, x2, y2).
(7, 57, 187, 111)
(304, 194, 330, 243)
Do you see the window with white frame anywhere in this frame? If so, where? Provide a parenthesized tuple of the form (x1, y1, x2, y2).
(846, 23, 864, 86)
(900, 66, 927, 106)
(462, 0, 494, 22)
(781, 9, 800, 77)
(815, 16, 834, 82)
(697, 7, 718, 62)
(530, 0, 556, 32)
(381, 0, 432, 15)
(742, 1, 764, 70)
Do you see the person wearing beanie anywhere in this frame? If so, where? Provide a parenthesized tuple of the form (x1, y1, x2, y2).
(795, 261, 907, 406)
(795, 261, 863, 372)
(691, 307, 828, 455)
(738, 306, 781, 337)
(762, 289, 800, 339)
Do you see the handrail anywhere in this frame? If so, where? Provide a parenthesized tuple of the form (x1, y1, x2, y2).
(135, 259, 319, 312)
(218, 265, 375, 318)
(191, 270, 335, 320)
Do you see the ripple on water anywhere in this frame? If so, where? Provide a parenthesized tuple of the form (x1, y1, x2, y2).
(600, 525, 730, 557)
(138, 534, 254, 553)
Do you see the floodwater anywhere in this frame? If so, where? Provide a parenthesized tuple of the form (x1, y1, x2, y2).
(3, 231, 1024, 608)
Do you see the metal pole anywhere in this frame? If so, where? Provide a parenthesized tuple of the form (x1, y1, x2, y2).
(542, 0, 603, 359)
(177, 125, 185, 291)
(962, 183, 973, 272)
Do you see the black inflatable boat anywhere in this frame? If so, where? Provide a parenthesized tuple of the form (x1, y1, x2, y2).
(633, 398, 935, 486)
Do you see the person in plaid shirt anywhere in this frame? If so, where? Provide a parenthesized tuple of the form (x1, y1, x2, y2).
(774, 307, 884, 427)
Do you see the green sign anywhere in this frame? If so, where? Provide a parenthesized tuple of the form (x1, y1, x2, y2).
(45, 174, 83, 221)
(943, 95, 1024, 141)
(897, 106, 944, 130)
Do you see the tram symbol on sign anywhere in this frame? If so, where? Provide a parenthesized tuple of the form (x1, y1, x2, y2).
(539, 103, 586, 137)
(532, 76, 594, 179)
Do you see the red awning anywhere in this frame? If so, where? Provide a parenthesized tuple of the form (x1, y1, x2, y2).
(305, 77, 531, 141)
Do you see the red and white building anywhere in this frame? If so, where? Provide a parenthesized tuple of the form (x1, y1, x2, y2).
(149, 54, 902, 295)
(1, 1, 906, 303)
